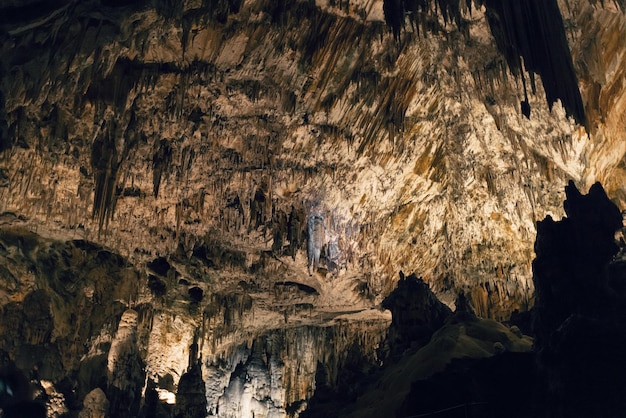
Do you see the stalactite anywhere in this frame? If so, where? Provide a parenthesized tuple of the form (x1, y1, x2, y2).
(204, 317, 389, 417)
(307, 215, 326, 275)
(482, 0, 586, 126)
(271, 209, 288, 254)
(287, 204, 306, 260)
(382, 0, 586, 125)
(250, 188, 266, 229)
(383, 0, 404, 39)
(385, 0, 466, 38)
(203, 292, 253, 337)
(91, 123, 119, 234)
(152, 139, 172, 199)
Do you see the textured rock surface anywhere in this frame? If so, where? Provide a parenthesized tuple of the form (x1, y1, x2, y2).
(0, 222, 389, 416)
(1, 0, 624, 321)
(339, 308, 533, 418)
(78, 388, 109, 418)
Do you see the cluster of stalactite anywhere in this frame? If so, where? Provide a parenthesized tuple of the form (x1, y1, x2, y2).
(384, 0, 469, 39)
(203, 291, 254, 343)
(382, 0, 587, 125)
(0, 224, 391, 417)
(482, 0, 586, 126)
(0, 0, 609, 320)
(202, 318, 389, 417)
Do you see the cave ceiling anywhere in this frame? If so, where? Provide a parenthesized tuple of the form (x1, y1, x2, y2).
(0, 0, 625, 318)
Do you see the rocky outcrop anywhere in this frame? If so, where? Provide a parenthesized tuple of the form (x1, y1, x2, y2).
(533, 181, 623, 345)
(300, 271, 533, 418)
(175, 361, 207, 418)
(380, 272, 452, 359)
(78, 388, 109, 418)
(107, 309, 146, 417)
(336, 302, 532, 418)
(532, 181, 626, 417)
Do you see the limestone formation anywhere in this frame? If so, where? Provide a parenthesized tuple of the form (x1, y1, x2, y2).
(78, 388, 109, 418)
(3, 0, 624, 319)
(0, 0, 625, 416)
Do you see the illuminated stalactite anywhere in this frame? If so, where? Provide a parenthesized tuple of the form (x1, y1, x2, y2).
(204, 320, 388, 417)
(307, 215, 326, 275)
(587, 0, 625, 10)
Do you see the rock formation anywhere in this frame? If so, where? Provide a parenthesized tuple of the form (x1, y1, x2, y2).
(107, 309, 146, 417)
(2, 0, 625, 320)
(380, 271, 452, 359)
(313, 281, 533, 418)
(532, 181, 626, 417)
(78, 388, 109, 418)
(0, 219, 390, 417)
(301, 183, 626, 418)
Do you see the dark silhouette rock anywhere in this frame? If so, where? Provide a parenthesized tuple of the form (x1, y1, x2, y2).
(0, 361, 46, 418)
(175, 339, 207, 418)
(381, 272, 452, 360)
(533, 181, 623, 346)
(532, 181, 626, 417)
